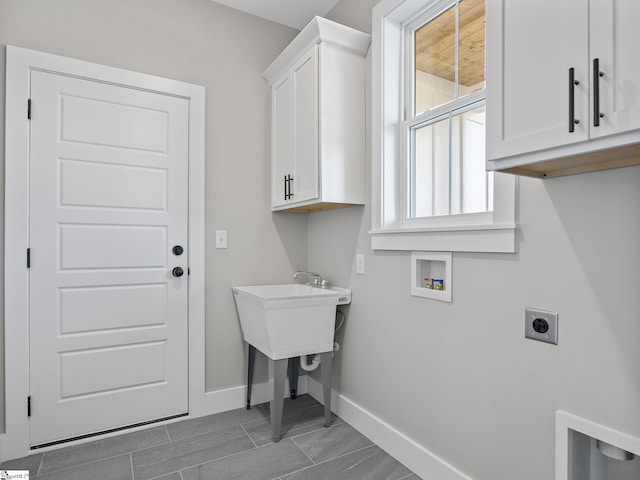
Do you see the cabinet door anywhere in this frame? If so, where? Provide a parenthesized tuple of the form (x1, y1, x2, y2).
(487, 0, 589, 160)
(291, 45, 319, 204)
(590, 0, 640, 139)
(271, 73, 292, 208)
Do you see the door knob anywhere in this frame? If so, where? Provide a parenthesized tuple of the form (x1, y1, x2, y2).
(172, 245, 184, 255)
(172, 267, 184, 277)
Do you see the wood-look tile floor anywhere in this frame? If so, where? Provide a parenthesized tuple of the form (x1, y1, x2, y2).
(2, 395, 420, 480)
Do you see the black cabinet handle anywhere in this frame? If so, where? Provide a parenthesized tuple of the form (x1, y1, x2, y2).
(284, 175, 288, 201)
(569, 67, 580, 132)
(284, 174, 293, 200)
(593, 58, 604, 127)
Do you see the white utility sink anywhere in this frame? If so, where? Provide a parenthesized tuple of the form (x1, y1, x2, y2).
(232, 284, 351, 360)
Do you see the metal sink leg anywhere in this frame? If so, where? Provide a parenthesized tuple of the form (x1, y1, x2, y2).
(245, 342, 256, 410)
(288, 356, 300, 399)
(269, 357, 288, 442)
(319, 351, 333, 427)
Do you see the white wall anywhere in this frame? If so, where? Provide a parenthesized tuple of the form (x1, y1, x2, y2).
(309, 2, 640, 480)
(0, 0, 307, 433)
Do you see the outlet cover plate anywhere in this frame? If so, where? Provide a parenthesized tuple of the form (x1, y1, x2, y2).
(525, 307, 558, 345)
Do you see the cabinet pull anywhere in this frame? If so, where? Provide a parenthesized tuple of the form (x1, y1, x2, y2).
(569, 68, 580, 132)
(593, 58, 604, 127)
(284, 175, 288, 201)
(284, 174, 294, 200)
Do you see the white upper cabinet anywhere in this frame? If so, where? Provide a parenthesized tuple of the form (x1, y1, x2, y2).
(486, 0, 640, 178)
(263, 17, 370, 211)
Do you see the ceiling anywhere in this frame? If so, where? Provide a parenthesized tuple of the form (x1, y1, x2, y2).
(415, 0, 485, 87)
(210, 0, 341, 30)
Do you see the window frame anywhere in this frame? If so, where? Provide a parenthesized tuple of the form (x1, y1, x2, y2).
(371, 0, 517, 253)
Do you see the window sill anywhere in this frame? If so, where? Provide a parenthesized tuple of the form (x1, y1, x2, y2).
(370, 224, 518, 253)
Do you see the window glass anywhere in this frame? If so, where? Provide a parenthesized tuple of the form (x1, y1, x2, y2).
(455, 105, 492, 214)
(414, 6, 456, 115)
(410, 118, 450, 218)
(410, 104, 492, 218)
(458, 0, 486, 99)
(408, 0, 488, 220)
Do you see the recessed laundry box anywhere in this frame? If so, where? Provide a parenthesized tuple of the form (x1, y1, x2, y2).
(557, 411, 640, 480)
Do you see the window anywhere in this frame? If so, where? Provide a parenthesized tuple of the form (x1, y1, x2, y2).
(371, 0, 517, 253)
(407, 1, 489, 219)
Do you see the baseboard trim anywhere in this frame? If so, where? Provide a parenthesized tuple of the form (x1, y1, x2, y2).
(306, 377, 472, 480)
(199, 376, 309, 415)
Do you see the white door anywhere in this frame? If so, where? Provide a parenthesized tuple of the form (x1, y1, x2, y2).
(29, 70, 189, 446)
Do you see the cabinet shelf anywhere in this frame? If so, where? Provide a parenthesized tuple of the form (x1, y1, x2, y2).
(496, 138, 640, 179)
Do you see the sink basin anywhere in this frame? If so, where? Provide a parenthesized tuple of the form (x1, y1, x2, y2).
(232, 284, 351, 360)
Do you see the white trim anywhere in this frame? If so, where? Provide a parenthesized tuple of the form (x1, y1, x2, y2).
(200, 376, 309, 415)
(262, 16, 370, 85)
(555, 410, 640, 480)
(371, 225, 517, 252)
(307, 377, 473, 480)
(3, 46, 206, 460)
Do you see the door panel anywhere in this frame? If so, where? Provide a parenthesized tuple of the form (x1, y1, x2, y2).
(59, 284, 167, 333)
(60, 94, 169, 153)
(271, 73, 292, 207)
(59, 224, 167, 269)
(291, 45, 319, 203)
(486, 0, 589, 160)
(589, 0, 640, 138)
(60, 342, 167, 398)
(60, 159, 168, 210)
(29, 70, 189, 446)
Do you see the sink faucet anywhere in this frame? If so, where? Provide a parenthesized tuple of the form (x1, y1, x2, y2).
(293, 270, 323, 286)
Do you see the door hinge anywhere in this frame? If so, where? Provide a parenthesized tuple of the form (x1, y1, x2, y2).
(27, 396, 31, 417)
(27, 248, 31, 268)
(27, 99, 31, 120)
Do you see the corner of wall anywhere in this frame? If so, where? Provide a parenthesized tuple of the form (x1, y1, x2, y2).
(306, 377, 473, 480)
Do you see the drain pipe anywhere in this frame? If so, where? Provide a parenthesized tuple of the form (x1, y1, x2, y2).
(300, 309, 346, 372)
(299, 342, 339, 372)
(300, 355, 321, 372)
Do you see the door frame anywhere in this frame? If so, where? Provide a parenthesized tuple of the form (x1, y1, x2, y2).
(3, 45, 206, 459)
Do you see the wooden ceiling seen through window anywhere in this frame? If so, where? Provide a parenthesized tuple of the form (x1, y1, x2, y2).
(414, 0, 485, 88)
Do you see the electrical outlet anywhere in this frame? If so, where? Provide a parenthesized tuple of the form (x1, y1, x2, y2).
(525, 307, 558, 345)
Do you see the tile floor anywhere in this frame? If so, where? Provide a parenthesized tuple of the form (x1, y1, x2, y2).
(1, 395, 420, 480)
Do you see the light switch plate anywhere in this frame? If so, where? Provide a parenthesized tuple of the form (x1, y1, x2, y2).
(215, 230, 227, 249)
(356, 254, 365, 274)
